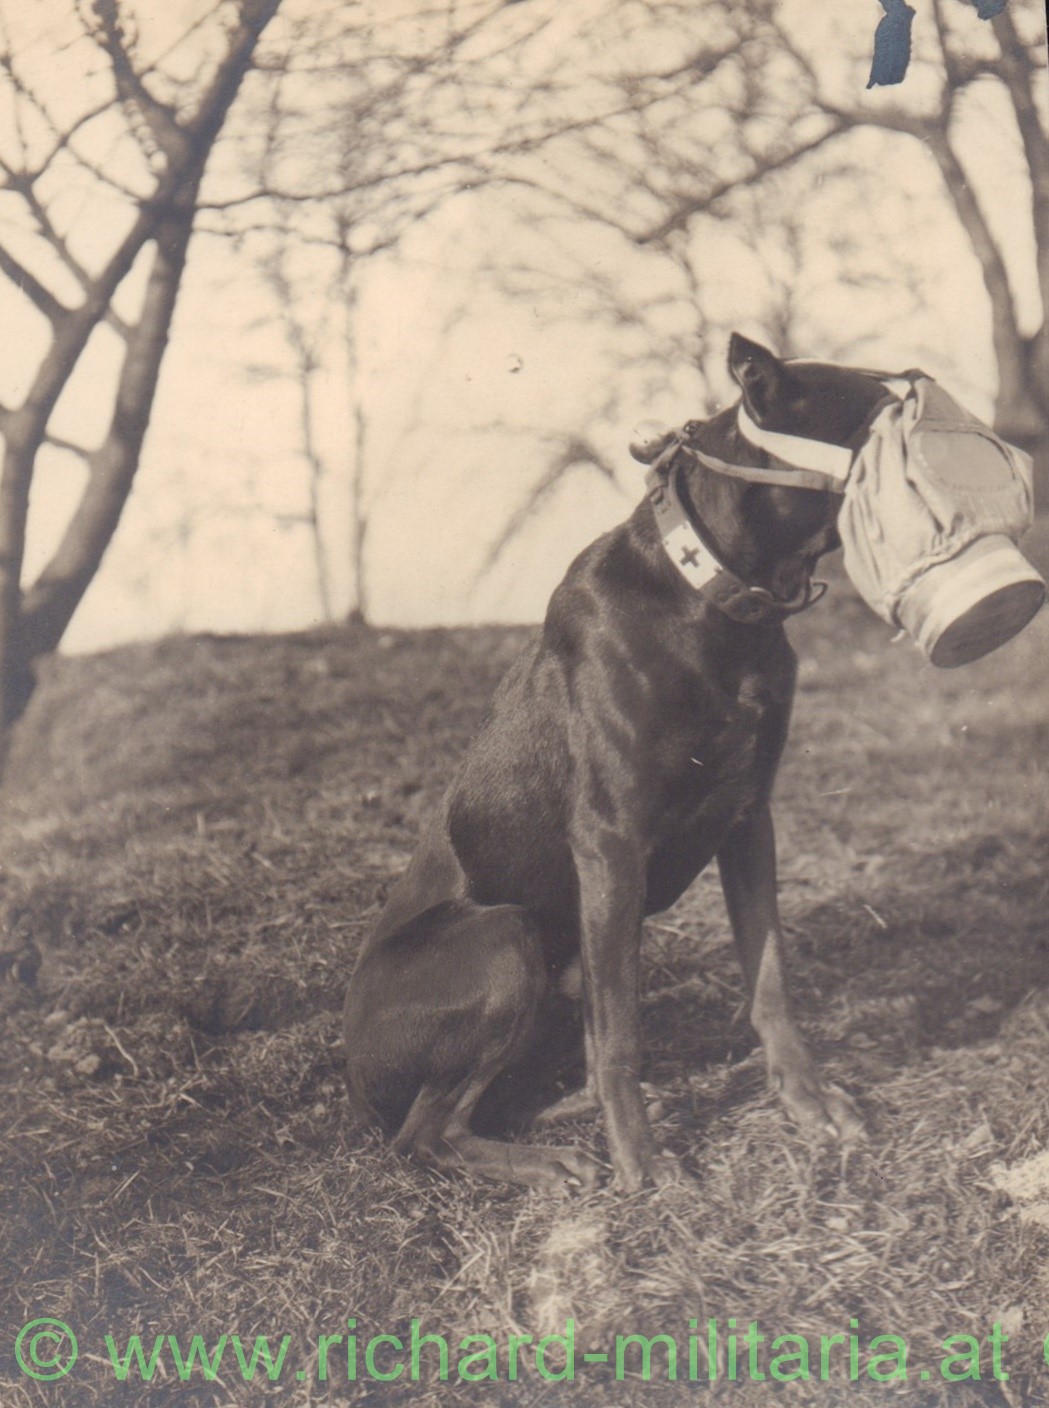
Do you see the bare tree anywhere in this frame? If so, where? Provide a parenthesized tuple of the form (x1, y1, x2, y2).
(254, 228, 351, 624)
(0, 0, 574, 721)
(0, 0, 284, 731)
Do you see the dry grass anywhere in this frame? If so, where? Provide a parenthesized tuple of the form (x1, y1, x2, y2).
(2, 523, 1049, 1407)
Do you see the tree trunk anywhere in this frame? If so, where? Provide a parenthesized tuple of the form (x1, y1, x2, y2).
(350, 401, 369, 623)
(19, 201, 198, 663)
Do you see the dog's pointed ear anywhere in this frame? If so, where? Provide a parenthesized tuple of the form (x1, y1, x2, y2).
(728, 333, 786, 422)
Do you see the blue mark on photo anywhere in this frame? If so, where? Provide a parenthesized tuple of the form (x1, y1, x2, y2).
(866, 0, 1010, 90)
(867, 0, 916, 89)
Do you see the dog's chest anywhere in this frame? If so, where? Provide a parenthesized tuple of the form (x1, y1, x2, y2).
(643, 673, 783, 909)
(660, 679, 771, 812)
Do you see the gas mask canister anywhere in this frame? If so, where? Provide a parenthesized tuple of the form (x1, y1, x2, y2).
(726, 372, 1046, 666)
(837, 376, 1044, 666)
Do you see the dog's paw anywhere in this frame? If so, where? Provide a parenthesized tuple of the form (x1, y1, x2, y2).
(819, 1085, 866, 1143)
(522, 1145, 602, 1196)
(776, 1070, 865, 1144)
(610, 1148, 694, 1193)
(533, 1085, 599, 1126)
(647, 1150, 697, 1191)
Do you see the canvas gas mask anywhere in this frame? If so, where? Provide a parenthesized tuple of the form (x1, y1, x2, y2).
(633, 371, 1045, 667)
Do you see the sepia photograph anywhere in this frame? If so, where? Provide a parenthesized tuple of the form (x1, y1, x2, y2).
(1, 0, 1048, 1403)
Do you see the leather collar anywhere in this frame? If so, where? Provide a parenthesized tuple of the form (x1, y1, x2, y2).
(645, 458, 827, 626)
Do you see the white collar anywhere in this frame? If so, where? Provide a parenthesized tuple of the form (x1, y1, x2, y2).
(644, 464, 721, 590)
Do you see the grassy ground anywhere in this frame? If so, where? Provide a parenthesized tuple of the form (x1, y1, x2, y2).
(2, 524, 1049, 1407)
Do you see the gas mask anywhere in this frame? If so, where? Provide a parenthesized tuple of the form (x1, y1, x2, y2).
(834, 375, 1043, 666)
(636, 372, 1045, 667)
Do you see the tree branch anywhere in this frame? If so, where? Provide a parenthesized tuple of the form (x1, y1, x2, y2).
(0, 240, 65, 324)
(90, 0, 190, 165)
(931, 0, 965, 91)
(44, 432, 92, 461)
(990, 5, 1049, 323)
(20, 183, 131, 340)
(925, 123, 1038, 426)
(24, 97, 120, 184)
(20, 199, 199, 654)
(475, 434, 619, 581)
(636, 119, 851, 244)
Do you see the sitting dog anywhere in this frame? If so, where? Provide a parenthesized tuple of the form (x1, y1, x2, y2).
(343, 333, 886, 1193)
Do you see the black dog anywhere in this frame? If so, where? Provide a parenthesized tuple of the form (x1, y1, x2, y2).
(343, 334, 883, 1192)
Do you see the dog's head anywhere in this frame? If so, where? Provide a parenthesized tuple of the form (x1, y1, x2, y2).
(725, 333, 1045, 663)
(633, 335, 903, 601)
(727, 333, 888, 448)
(714, 334, 895, 583)
(631, 335, 889, 472)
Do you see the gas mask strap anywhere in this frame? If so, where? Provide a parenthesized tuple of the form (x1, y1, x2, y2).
(683, 440, 849, 495)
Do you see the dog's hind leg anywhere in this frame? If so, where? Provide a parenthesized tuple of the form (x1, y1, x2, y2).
(718, 805, 865, 1141)
(344, 899, 600, 1193)
(395, 1072, 600, 1194)
(531, 959, 599, 1125)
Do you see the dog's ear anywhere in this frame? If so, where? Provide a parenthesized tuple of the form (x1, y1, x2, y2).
(728, 333, 786, 422)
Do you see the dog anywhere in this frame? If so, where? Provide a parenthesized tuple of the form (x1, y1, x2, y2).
(343, 333, 885, 1193)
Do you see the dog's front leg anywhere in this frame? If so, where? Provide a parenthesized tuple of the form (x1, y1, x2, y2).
(718, 805, 864, 1140)
(573, 831, 676, 1190)
(575, 841, 651, 1189)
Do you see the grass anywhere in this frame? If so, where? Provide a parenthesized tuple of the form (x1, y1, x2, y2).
(2, 522, 1048, 1407)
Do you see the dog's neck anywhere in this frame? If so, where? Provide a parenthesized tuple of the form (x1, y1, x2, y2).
(673, 405, 840, 603)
